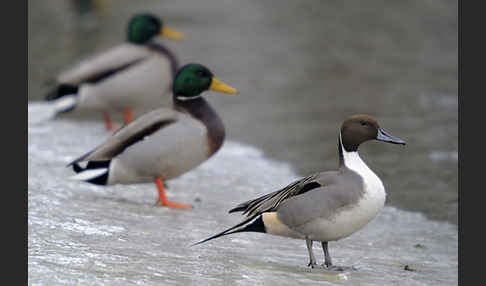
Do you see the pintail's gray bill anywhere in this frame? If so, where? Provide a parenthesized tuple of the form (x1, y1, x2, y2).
(376, 128, 406, 145)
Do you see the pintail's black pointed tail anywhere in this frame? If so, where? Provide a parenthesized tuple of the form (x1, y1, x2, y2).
(192, 215, 265, 246)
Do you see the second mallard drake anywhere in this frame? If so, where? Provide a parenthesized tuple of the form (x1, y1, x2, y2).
(68, 63, 238, 209)
(46, 13, 184, 130)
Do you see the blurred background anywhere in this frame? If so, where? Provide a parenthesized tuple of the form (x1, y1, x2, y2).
(28, 0, 458, 225)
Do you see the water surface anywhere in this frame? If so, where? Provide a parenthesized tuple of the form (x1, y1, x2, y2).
(28, 103, 457, 285)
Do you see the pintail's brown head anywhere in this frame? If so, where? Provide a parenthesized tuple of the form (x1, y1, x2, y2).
(340, 114, 406, 152)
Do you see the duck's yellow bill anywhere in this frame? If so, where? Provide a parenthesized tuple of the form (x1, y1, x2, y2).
(210, 77, 238, 95)
(161, 26, 184, 40)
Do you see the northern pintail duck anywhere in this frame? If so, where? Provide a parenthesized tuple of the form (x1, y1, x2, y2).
(45, 13, 184, 130)
(68, 63, 238, 209)
(195, 115, 405, 269)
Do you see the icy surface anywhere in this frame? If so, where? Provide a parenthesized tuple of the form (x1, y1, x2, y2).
(28, 102, 457, 285)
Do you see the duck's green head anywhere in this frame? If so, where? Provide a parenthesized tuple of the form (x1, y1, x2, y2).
(127, 13, 184, 44)
(173, 63, 238, 101)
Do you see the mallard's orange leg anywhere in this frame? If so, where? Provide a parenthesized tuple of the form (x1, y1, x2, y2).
(104, 111, 114, 131)
(123, 107, 133, 125)
(153, 177, 192, 209)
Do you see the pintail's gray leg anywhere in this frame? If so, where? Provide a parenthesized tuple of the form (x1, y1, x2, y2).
(306, 239, 317, 268)
(321, 241, 356, 271)
(322, 241, 333, 267)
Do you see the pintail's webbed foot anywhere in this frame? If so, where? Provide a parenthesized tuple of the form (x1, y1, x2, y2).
(323, 265, 357, 272)
(308, 262, 318, 268)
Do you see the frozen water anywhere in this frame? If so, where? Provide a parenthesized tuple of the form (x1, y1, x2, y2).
(28, 102, 457, 285)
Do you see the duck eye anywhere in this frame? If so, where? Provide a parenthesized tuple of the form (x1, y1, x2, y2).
(196, 70, 204, 77)
(360, 121, 367, 126)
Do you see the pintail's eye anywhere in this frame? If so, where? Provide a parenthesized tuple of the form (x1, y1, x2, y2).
(360, 121, 367, 126)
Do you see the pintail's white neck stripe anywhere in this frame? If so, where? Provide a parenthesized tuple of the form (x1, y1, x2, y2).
(339, 132, 373, 175)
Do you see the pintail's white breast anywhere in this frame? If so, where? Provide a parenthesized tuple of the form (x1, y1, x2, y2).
(314, 135, 386, 241)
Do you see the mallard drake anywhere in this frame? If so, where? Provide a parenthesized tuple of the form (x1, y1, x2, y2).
(45, 13, 184, 130)
(68, 63, 238, 209)
(195, 115, 405, 270)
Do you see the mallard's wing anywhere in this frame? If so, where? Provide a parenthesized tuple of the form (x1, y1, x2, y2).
(67, 108, 178, 165)
(57, 44, 150, 85)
